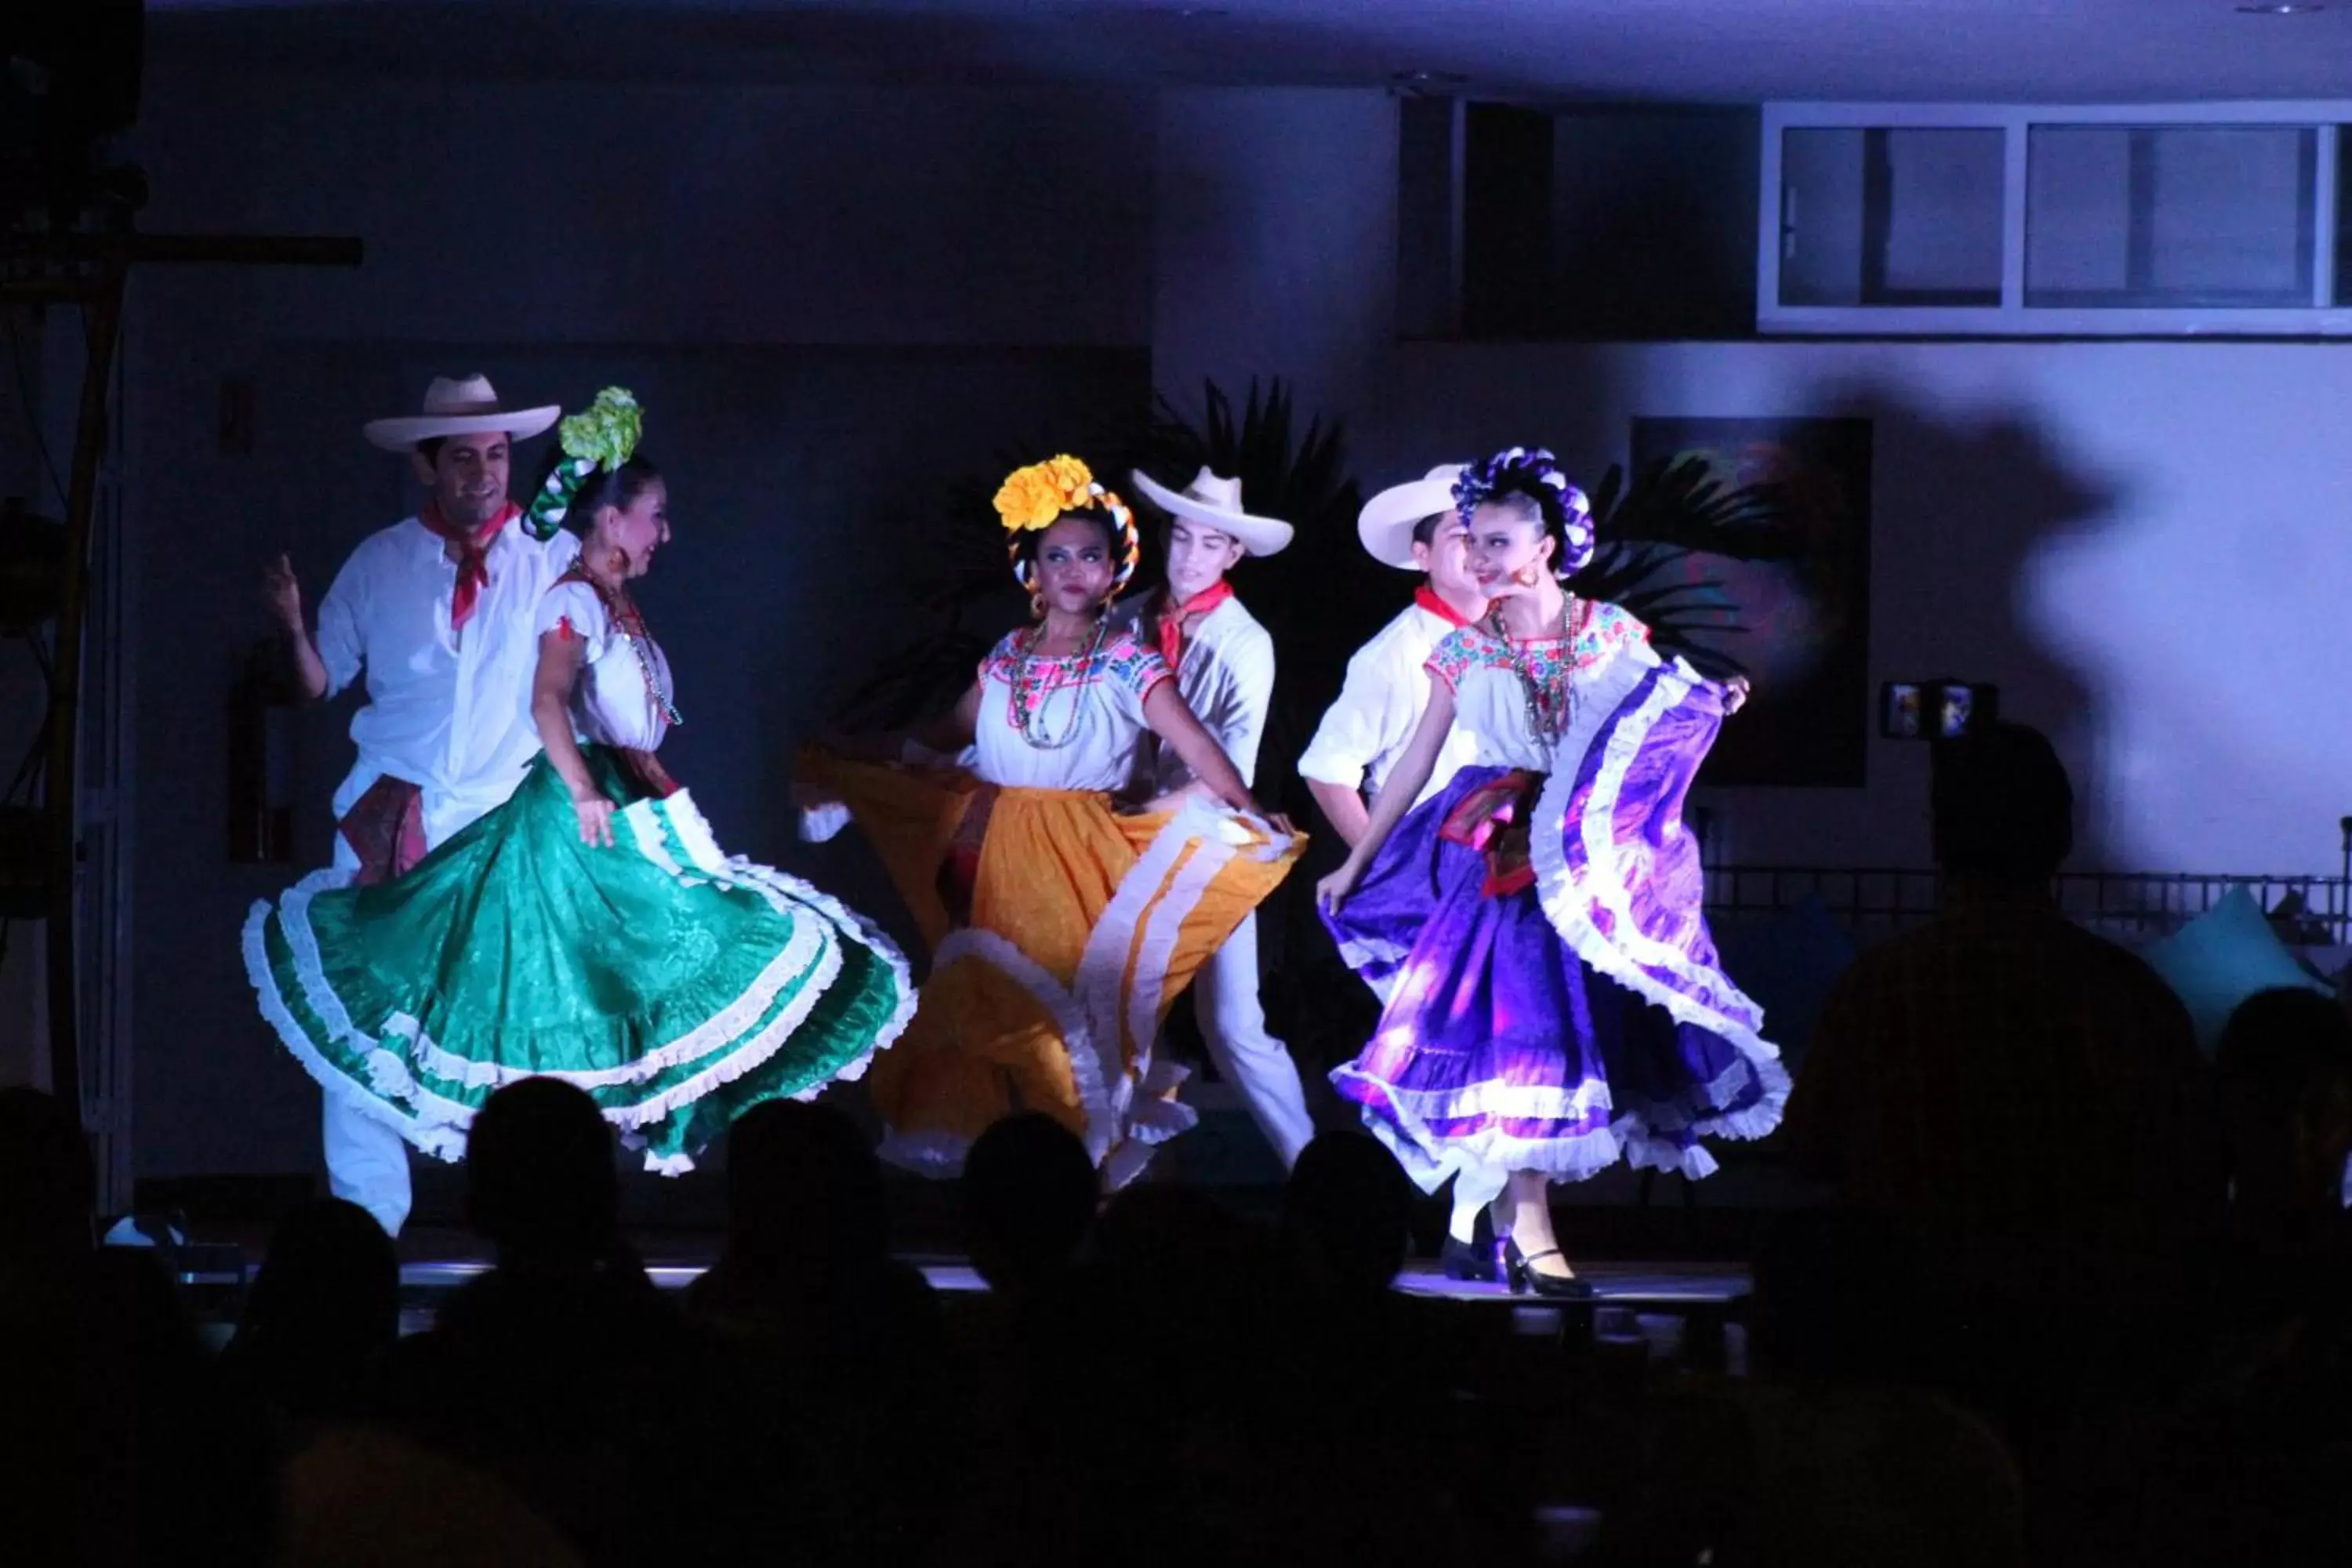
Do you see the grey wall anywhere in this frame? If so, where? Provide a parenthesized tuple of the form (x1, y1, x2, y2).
(1383, 338, 2352, 878)
(1144, 94, 2352, 881)
(114, 62, 1157, 1178)
(53, 57, 2352, 1179)
(1152, 89, 1402, 434)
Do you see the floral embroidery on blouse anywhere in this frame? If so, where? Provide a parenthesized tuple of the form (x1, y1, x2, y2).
(1424, 602, 1649, 692)
(979, 627, 1172, 727)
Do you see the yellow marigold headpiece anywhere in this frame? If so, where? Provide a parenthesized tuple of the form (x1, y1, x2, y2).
(995, 453, 1139, 605)
(993, 455, 1098, 532)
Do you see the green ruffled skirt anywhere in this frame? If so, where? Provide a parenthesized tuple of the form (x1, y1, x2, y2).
(244, 749, 913, 1171)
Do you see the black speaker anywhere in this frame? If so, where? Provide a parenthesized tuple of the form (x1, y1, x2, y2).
(2, 1, 145, 223)
(1461, 102, 1555, 337)
(2, 1, 146, 146)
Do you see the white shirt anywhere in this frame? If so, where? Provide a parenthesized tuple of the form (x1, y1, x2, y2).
(1108, 593, 1274, 793)
(535, 579, 676, 753)
(1298, 597, 1482, 808)
(970, 626, 1174, 793)
(315, 517, 580, 841)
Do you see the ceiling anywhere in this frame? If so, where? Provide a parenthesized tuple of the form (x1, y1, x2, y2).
(147, 0, 2352, 103)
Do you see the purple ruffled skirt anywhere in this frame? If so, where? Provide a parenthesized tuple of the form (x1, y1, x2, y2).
(1325, 765, 1781, 1198)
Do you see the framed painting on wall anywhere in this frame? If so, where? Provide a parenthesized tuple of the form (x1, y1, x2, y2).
(1628, 416, 1872, 787)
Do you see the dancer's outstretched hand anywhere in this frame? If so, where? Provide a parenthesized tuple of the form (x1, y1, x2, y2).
(1316, 862, 1361, 914)
(1721, 674, 1751, 715)
(572, 794, 616, 848)
(263, 554, 303, 631)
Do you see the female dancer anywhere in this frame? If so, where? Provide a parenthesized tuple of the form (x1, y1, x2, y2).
(801, 456, 1301, 1185)
(1316, 447, 1784, 1295)
(246, 390, 913, 1174)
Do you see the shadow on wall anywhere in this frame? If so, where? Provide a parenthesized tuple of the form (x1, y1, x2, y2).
(1797, 379, 2124, 870)
(1697, 382, 2127, 1069)
(1370, 350, 2130, 870)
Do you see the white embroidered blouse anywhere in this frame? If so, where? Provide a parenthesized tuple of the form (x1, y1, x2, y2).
(969, 627, 1174, 793)
(1423, 604, 1656, 772)
(535, 577, 677, 753)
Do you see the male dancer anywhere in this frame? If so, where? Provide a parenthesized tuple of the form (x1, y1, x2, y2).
(1116, 467, 1312, 1168)
(261, 374, 575, 1236)
(1298, 464, 1488, 843)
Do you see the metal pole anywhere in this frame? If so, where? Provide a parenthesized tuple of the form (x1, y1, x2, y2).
(0, 234, 364, 267)
(42, 266, 126, 1114)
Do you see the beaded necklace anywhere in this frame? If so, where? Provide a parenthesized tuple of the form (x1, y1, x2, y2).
(1489, 595, 1585, 746)
(1007, 613, 1110, 750)
(567, 564, 683, 728)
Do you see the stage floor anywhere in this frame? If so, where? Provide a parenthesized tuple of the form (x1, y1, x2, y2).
(395, 1249, 1749, 1308)
(374, 1247, 1753, 1370)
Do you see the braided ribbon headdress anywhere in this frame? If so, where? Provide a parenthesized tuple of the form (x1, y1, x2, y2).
(1454, 445, 1595, 577)
(522, 387, 644, 541)
(993, 454, 1139, 605)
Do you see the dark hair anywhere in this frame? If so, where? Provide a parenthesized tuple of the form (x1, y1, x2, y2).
(1410, 511, 1454, 549)
(519, 445, 662, 538)
(1011, 508, 1115, 566)
(722, 1099, 887, 1272)
(2216, 989, 2352, 1121)
(463, 1077, 617, 1261)
(1479, 468, 1567, 532)
(1929, 721, 2074, 880)
(1457, 448, 1599, 583)
(225, 1197, 400, 1410)
(964, 1112, 1096, 1293)
(1281, 1131, 1411, 1298)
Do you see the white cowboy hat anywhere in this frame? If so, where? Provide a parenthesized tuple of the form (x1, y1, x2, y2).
(1128, 466, 1294, 557)
(1357, 463, 1466, 569)
(362, 374, 561, 452)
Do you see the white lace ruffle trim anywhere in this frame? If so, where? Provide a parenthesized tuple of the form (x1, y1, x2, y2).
(242, 788, 915, 1173)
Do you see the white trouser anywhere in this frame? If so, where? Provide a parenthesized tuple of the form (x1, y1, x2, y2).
(321, 823, 413, 1237)
(317, 765, 509, 1240)
(1192, 913, 1315, 1169)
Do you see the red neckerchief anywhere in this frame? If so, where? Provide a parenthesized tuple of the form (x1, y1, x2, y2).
(1156, 580, 1235, 668)
(419, 500, 521, 632)
(1414, 585, 1479, 630)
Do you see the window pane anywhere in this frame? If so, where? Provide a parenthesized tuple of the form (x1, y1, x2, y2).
(2027, 125, 2314, 307)
(1879, 129, 2005, 298)
(1780, 126, 2002, 307)
(2336, 129, 2352, 307)
(1780, 128, 1867, 306)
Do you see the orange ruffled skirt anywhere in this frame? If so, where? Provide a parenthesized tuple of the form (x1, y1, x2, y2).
(799, 750, 1303, 1183)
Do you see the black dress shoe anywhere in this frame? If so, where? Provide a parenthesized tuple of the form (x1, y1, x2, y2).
(1504, 1239, 1594, 1300)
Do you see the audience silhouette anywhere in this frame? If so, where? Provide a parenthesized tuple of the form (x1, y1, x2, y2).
(222, 1196, 400, 1436)
(960, 1109, 1097, 1299)
(20, 704, 2352, 1567)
